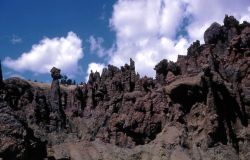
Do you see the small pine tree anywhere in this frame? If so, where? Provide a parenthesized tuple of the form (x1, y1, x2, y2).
(61, 75, 68, 85)
(67, 79, 72, 85)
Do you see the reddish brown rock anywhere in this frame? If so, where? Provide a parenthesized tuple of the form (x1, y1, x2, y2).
(49, 67, 66, 131)
(0, 15, 250, 160)
(204, 22, 222, 44)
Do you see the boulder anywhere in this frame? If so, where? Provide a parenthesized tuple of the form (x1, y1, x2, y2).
(204, 22, 222, 44)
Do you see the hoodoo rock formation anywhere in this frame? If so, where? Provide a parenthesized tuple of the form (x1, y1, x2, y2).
(0, 16, 250, 160)
(49, 67, 66, 131)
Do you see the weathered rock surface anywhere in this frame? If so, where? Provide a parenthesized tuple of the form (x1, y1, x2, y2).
(0, 16, 250, 160)
(49, 67, 66, 131)
(204, 22, 222, 44)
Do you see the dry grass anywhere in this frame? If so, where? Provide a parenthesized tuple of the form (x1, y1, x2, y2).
(27, 80, 77, 91)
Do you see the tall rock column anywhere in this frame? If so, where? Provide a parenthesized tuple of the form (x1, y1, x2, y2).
(49, 67, 65, 131)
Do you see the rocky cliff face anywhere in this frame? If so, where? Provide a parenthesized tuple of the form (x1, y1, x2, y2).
(0, 16, 250, 160)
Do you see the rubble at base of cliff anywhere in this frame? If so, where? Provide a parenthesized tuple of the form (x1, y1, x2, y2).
(0, 15, 250, 160)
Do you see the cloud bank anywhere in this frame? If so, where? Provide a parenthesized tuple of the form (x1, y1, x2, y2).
(89, 0, 250, 78)
(3, 32, 83, 78)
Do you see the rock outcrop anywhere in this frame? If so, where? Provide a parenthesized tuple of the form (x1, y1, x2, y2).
(49, 67, 66, 131)
(0, 16, 250, 160)
(204, 22, 222, 44)
(0, 78, 47, 160)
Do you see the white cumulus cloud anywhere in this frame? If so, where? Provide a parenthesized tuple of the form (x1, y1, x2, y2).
(3, 32, 83, 78)
(85, 62, 105, 82)
(88, 35, 106, 57)
(184, 0, 250, 42)
(98, 0, 250, 78)
(88, 35, 115, 59)
(108, 0, 189, 77)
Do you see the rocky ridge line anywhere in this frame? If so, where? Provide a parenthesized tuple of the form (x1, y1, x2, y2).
(0, 15, 250, 160)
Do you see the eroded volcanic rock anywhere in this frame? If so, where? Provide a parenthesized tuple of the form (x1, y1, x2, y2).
(0, 16, 250, 160)
(49, 67, 66, 131)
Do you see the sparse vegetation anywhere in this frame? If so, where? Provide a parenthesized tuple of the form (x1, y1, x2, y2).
(61, 75, 76, 85)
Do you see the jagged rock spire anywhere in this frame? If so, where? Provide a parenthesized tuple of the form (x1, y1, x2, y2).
(130, 58, 135, 70)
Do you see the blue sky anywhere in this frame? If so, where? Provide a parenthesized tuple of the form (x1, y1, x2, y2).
(1, 0, 250, 83)
(0, 0, 115, 82)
